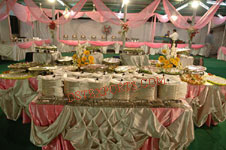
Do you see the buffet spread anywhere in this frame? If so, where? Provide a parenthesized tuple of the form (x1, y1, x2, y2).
(0, 42, 226, 150)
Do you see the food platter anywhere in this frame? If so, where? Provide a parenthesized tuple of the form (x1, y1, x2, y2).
(0, 72, 33, 80)
(8, 62, 39, 69)
(206, 75, 226, 86)
(115, 66, 138, 73)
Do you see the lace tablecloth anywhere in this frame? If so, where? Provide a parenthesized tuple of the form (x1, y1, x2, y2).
(33, 52, 62, 64)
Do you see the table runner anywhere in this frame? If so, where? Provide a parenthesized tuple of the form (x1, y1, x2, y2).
(29, 100, 194, 150)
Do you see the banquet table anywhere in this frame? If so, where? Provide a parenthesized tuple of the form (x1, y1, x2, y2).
(186, 83, 226, 127)
(0, 40, 51, 61)
(217, 46, 226, 61)
(120, 54, 150, 67)
(29, 99, 194, 150)
(33, 52, 62, 64)
(58, 40, 205, 55)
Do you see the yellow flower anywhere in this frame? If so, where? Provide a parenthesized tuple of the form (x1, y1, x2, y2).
(163, 64, 168, 68)
(158, 56, 165, 63)
(164, 60, 170, 65)
(84, 62, 89, 65)
(168, 64, 173, 68)
(173, 61, 178, 66)
(76, 58, 81, 64)
(72, 54, 77, 60)
(88, 56, 94, 62)
(162, 49, 167, 54)
(169, 58, 175, 63)
(156, 63, 161, 67)
(81, 56, 87, 62)
(84, 50, 90, 56)
(175, 57, 180, 62)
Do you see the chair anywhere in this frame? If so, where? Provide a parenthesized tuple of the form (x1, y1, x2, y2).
(91, 35, 96, 41)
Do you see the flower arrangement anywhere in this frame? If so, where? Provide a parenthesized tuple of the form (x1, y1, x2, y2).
(49, 21, 56, 41)
(156, 49, 180, 69)
(121, 22, 129, 35)
(72, 43, 94, 68)
(187, 27, 199, 41)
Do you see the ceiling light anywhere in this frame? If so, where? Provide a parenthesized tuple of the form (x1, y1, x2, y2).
(176, 3, 189, 11)
(207, 0, 226, 6)
(48, 0, 55, 3)
(191, 1, 200, 8)
(123, 0, 129, 5)
(171, 15, 178, 21)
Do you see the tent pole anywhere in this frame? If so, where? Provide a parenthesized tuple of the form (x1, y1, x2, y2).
(122, 4, 127, 50)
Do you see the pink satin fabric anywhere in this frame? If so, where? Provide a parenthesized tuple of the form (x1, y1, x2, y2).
(28, 78, 38, 91)
(34, 40, 44, 46)
(186, 84, 206, 99)
(45, 39, 51, 45)
(0, 79, 16, 90)
(191, 44, 205, 49)
(125, 42, 146, 48)
(218, 46, 226, 55)
(17, 41, 33, 49)
(29, 102, 184, 150)
(177, 44, 188, 48)
(145, 43, 165, 49)
(88, 41, 115, 46)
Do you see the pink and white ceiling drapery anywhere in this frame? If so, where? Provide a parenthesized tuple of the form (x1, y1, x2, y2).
(24, 0, 87, 25)
(163, 0, 224, 29)
(0, 0, 17, 21)
(92, 0, 161, 28)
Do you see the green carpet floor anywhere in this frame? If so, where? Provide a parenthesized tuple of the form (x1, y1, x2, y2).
(0, 53, 226, 150)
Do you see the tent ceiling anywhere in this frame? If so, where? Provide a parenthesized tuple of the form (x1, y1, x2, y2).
(18, 0, 226, 16)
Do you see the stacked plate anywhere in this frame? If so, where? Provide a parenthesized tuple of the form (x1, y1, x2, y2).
(40, 75, 64, 98)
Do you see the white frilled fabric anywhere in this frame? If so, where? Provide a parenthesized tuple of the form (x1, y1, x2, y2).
(0, 78, 38, 121)
(33, 52, 62, 64)
(179, 55, 194, 68)
(30, 100, 194, 150)
(0, 43, 34, 61)
(217, 47, 226, 61)
(186, 84, 226, 127)
(120, 54, 150, 67)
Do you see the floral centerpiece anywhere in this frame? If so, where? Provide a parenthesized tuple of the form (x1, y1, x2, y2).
(156, 45, 181, 69)
(72, 43, 94, 68)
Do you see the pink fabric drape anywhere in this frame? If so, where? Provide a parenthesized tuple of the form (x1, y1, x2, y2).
(186, 84, 206, 99)
(155, 13, 169, 23)
(93, 0, 160, 28)
(125, 42, 146, 48)
(145, 43, 165, 48)
(85, 11, 108, 23)
(24, 0, 87, 25)
(44, 39, 51, 45)
(34, 40, 44, 46)
(218, 46, 226, 55)
(0, 0, 17, 21)
(127, 0, 161, 28)
(163, 0, 223, 29)
(0, 79, 16, 90)
(212, 17, 226, 25)
(88, 41, 115, 46)
(191, 44, 205, 49)
(17, 41, 33, 49)
(177, 44, 188, 48)
(59, 40, 86, 46)
(12, 3, 34, 25)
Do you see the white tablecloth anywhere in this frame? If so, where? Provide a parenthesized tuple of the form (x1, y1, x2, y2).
(217, 46, 226, 61)
(0, 43, 34, 61)
(33, 52, 62, 64)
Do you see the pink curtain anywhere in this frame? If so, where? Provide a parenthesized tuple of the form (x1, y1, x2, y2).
(212, 16, 226, 25)
(59, 40, 86, 46)
(155, 13, 169, 23)
(191, 44, 205, 49)
(88, 41, 115, 46)
(163, 0, 223, 29)
(34, 40, 44, 46)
